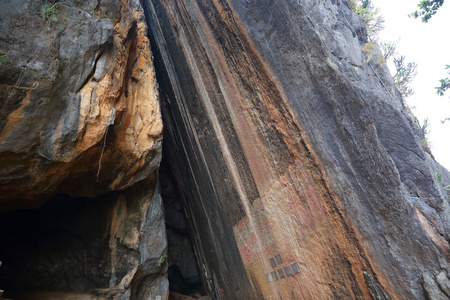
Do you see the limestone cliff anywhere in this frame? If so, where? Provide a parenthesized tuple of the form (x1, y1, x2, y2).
(143, 0, 450, 299)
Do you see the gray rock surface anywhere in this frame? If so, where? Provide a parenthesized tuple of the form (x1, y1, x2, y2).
(142, 0, 450, 298)
(436, 271, 450, 298)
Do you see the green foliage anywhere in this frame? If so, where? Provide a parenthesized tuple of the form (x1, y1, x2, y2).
(159, 251, 168, 265)
(393, 56, 418, 98)
(415, 118, 429, 138)
(380, 41, 397, 61)
(410, 0, 445, 23)
(351, 0, 385, 41)
(415, 118, 431, 152)
(436, 65, 450, 96)
(434, 169, 450, 190)
(360, 42, 385, 67)
(361, 41, 376, 63)
(41, 0, 59, 24)
(0, 52, 6, 66)
(435, 65, 450, 123)
(352, 2, 418, 104)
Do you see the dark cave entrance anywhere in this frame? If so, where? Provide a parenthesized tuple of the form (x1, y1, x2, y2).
(0, 192, 116, 297)
(0, 156, 205, 299)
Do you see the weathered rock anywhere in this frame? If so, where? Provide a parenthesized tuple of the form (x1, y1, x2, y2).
(0, 0, 169, 299)
(423, 272, 449, 300)
(142, 0, 450, 299)
(168, 292, 211, 300)
(0, 0, 162, 210)
(436, 271, 450, 298)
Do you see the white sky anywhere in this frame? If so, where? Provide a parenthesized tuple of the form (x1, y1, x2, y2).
(371, 0, 450, 170)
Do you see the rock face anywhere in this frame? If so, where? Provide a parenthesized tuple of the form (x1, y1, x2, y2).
(0, 0, 162, 210)
(0, 0, 168, 299)
(2, 0, 450, 299)
(142, 0, 450, 299)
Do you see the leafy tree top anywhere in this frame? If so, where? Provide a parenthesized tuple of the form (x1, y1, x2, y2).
(410, 0, 445, 23)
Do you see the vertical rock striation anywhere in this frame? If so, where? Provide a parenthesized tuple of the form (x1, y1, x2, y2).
(142, 0, 450, 299)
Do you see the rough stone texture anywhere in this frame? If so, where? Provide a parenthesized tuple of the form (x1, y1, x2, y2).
(436, 271, 450, 298)
(168, 292, 211, 300)
(0, 0, 162, 210)
(0, 0, 169, 299)
(0, 173, 168, 300)
(142, 0, 450, 299)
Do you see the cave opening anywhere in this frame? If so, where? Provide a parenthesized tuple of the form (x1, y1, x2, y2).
(0, 192, 116, 299)
(0, 154, 205, 299)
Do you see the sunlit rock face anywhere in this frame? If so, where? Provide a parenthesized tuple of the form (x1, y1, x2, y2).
(0, 0, 162, 210)
(142, 0, 450, 299)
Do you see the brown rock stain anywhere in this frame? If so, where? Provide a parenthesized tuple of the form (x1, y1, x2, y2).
(414, 207, 450, 252)
(0, 89, 32, 142)
(167, 0, 400, 298)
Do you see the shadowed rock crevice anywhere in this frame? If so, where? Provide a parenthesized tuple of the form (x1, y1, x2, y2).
(160, 158, 205, 297)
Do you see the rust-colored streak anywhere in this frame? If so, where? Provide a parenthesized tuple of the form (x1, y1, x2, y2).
(157, 0, 397, 298)
(0, 89, 32, 142)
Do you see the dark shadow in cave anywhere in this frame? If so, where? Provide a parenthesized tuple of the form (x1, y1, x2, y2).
(0, 157, 206, 299)
(160, 150, 205, 297)
(0, 193, 114, 295)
